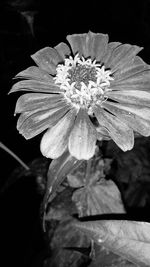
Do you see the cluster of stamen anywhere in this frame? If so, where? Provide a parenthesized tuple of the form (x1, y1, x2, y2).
(54, 54, 114, 113)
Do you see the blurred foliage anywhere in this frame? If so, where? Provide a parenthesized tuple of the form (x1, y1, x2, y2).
(106, 137, 150, 220)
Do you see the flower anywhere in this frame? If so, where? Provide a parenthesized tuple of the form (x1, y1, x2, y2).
(10, 31, 150, 160)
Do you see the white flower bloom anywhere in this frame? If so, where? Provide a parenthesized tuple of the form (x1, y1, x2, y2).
(54, 54, 113, 112)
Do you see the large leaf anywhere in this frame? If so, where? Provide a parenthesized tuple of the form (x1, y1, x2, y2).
(74, 219, 150, 267)
(72, 179, 125, 216)
(67, 156, 125, 216)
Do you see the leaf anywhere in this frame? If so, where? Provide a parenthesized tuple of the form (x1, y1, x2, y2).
(44, 219, 90, 267)
(43, 150, 83, 209)
(74, 219, 150, 267)
(72, 179, 125, 216)
(68, 156, 124, 216)
(89, 244, 136, 267)
(43, 188, 90, 267)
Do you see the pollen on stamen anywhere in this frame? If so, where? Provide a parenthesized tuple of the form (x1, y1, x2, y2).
(54, 54, 114, 111)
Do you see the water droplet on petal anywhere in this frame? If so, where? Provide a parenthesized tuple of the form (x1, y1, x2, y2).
(97, 238, 103, 243)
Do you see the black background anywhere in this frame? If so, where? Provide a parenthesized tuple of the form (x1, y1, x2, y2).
(1, 0, 150, 266)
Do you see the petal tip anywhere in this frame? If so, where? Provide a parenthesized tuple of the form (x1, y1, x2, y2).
(120, 138, 134, 152)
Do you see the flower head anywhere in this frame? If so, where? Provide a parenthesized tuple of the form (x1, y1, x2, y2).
(10, 31, 150, 160)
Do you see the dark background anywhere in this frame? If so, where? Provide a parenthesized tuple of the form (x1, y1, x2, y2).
(1, 0, 150, 266)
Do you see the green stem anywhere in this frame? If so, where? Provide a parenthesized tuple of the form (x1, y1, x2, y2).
(0, 141, 30, 171)
(85, 158, 92, 182)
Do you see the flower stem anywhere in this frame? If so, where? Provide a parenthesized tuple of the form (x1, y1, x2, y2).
(0, 141, 30, 171)
(85, 158, 92, 182)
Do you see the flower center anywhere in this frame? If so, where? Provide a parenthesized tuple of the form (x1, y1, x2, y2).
(54, 54, 114, 113)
